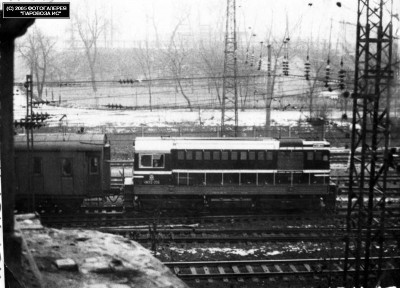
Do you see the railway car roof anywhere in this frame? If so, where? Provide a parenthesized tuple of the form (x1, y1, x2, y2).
(134, 137, 330, 153)
(135, 137, 281, 153)
(14, 133, 107, 151)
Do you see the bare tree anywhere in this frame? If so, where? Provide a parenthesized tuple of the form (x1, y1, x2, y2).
(197, 37, 224, 106)
(72, 3, 107, 93)
(17, 27, 56, 99)
(164, 15, 193, 111)
(133, 40, 156, 110)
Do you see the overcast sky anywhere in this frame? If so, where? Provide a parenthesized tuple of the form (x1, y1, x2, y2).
(3, 0, 399, 53)
(3, 0, 367, 46)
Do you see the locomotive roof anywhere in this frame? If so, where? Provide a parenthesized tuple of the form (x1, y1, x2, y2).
(134, 137, 330, 153)
(14, 133, 108, 151)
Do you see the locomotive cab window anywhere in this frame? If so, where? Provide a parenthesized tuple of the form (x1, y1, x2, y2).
(323, 154, 329, 161)
(153, 154, 164, 167)
(139, 154, 164, 168)
(315, 151, 323, 161)
(62, 158, 72, 177)
(33, 157, 42, 175)
(89, 157, 99, 174)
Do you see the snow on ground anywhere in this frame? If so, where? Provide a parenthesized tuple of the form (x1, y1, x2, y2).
(169, 247, 282, 257)
(14, 90, 348, 128)
(168, 243, 324, 257)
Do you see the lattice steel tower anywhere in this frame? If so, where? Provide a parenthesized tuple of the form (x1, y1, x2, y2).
(221, 0, 238, 137)
(343, 0, 394, 287)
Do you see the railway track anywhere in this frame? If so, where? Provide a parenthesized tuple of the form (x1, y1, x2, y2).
(163, 257, 400, 283)
(100, 227, 400, 244)
(39, 212, 339, 228)
(331, 175, 399, 185)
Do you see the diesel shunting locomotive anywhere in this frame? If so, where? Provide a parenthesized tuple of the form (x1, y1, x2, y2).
(132, 137, 334, 210)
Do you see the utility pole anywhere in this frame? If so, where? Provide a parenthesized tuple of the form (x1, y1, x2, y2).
(343, 0, 394, 287)
(25, 74, 35, 211)
(265, 44, 272, 137)
(221, 0, 238, 137)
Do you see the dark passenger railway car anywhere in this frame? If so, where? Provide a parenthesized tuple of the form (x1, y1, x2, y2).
(14, 133, 110, 211)
(132, 137, 333, 210)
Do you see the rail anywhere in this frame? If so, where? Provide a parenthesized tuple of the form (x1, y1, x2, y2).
(163, 257, 400, 281)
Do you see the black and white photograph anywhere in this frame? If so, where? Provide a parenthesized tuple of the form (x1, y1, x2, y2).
(1, 0, 399, 287)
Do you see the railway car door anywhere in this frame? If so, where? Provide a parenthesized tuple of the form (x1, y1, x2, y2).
(86, 153, 102, 195)
(61, 158, 74, 194)
(32, 157, 44, 195)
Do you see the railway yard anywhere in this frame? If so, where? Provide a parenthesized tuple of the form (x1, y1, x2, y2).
(2, 1, 399, 287)
(15, 144, 399, 288)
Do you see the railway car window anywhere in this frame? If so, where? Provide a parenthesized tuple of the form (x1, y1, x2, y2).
(266, 151, 273, 160)
(221, 151, 229, 160)
(140, 155, 152, 167)
(177, 151, 185, 160)
(204, 151, 211, 160)
(315, 151, 323, 161)
(257, 151, 265, 161)
(61, 158, 72, 176)
(307, 152, 314, 161)
(213, 151, 220, 160)
(249, 151, 256, 160)
(89, 157, 99, 174)
(186, 151, 193, 160)
(195, 151, 202, 160)
(33, 157, 42, 175)
(240, 151, 247, 160)
(231, 151, 238, 160)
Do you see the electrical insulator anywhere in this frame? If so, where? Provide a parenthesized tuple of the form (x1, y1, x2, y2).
(245, 48, 249, 64)
(282, 59, 289, 76)
(305, 56, 311, 80)
(119, 79, 134, 84)
(338, 60, 346, 90)
(258, 59, 262, 70)
(325, 60, 331, 88)
(282, 38, 290, 76)
(250, 49, 255, 67)
(339, 68, 346, 90)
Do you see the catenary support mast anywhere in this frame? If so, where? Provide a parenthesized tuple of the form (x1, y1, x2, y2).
(343, 0, 394, 287)
(221, 0, 238, 137)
